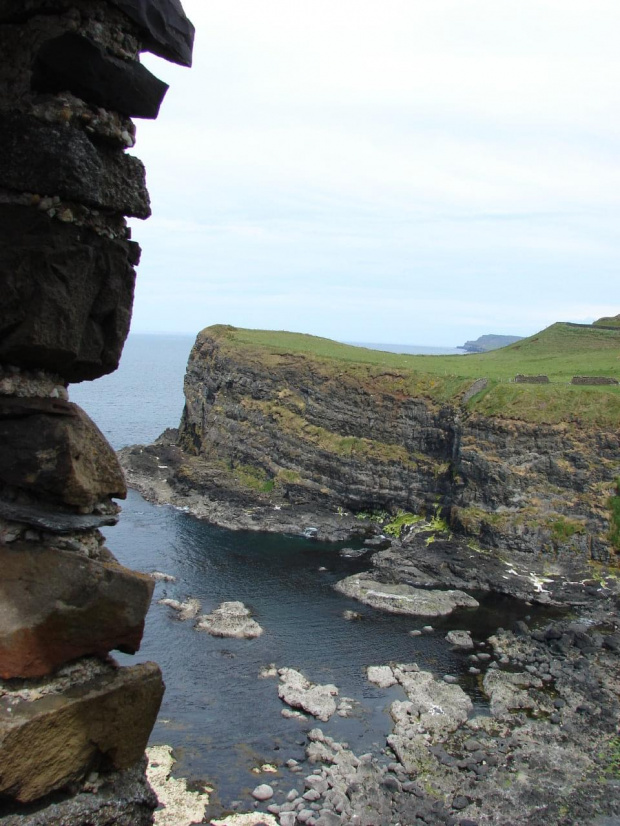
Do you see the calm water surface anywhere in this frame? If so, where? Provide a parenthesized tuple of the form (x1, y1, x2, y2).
(72, 334, 540, 812)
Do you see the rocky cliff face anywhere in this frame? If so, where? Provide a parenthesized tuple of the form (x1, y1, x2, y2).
(0, 2, 193, 823)
(175, 327, 619, 561)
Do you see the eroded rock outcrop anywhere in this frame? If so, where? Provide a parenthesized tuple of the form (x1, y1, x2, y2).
(0, 1, 193, 822)
(130, 325, 619, 561)
(334, 576, 479, 616)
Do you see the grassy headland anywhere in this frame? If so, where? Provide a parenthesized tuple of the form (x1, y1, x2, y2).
(202, 320, 620, 428)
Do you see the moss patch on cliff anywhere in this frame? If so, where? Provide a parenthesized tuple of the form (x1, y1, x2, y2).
(384, 511, 423, 537)
(609, 480, 620, 551)
(242, 398, 417, 464)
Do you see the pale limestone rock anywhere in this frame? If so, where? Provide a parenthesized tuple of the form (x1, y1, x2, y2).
(196, 601, 263, 639)
(335, 576, 479, 616)
(445, 629, 474, 649)
(278, 668, 338, 722)
(210, 814, 278, 826)
(366, 665, 397, 688)
(146, 744, 209, 826)
(159, 597, 201, 621)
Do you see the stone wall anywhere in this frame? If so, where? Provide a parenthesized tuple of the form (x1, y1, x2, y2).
(513, 374, 550, 384)
(0, 2, 193, 824)
(571, 376, 619, 386)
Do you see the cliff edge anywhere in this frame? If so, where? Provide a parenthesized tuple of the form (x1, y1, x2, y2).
(121, 322, 620, 561)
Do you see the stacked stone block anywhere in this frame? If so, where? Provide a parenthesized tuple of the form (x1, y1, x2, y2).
(0, 2, 193, 823)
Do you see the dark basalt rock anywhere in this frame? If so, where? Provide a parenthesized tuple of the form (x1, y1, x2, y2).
(0, 499, 119, 532)
(0, 759, 157, 826)
(0, 205, 138, 381)
(0, 114, 150, 218)
(32, 32, 169, 119)
(0, 542, 154, 679)
(0, 0, 194, 69)
(0, 398, 126, 508)
(107, 0, 195, 67)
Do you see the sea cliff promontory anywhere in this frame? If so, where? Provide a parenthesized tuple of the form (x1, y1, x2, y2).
(122, 320, 620, 562)
(118, 321, 620, 825)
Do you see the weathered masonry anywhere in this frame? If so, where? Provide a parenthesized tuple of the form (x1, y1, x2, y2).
(0, 2, 193, 823)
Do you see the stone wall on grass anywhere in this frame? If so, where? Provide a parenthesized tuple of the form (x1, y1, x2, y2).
(571, 376, 619, 386)
(514, 374, 550, 384)
(0, 2, 193, 823)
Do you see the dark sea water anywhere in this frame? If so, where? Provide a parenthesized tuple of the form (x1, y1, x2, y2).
(70, 333, 536, 813)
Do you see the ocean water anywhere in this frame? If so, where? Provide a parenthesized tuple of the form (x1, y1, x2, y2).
(71, 333, 536, 814)
(348, 341, 465, 356)
(70, 333, 194, 449)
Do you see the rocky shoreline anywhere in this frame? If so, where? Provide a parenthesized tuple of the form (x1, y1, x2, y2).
(118, 431, 368, 542)
(120, 436, 620, 826)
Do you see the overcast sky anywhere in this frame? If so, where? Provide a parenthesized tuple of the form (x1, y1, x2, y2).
(128, 0, 620, 347)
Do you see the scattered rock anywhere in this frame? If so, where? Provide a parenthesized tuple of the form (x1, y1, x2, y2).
(159, 597, 201, 622)
(151, 571, 176, 583)
(339, 547, 368, 559)
(210, 814, 278, 826)
(334, 576, 479, 616)
(195, 601, 263, 639)
(277, 668, 338, 722)
(251, 784, 274, 801)
(281, 708, 308, 721)
(445, 630, 474, 650)
(366, 665, 397, 688)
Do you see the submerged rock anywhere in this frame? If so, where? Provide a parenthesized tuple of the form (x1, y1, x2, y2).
(195, 601, 263, 639)
(281, 708, 308, 721)
(334, 576, 479, 616)
(445, 629, 475, 650)
(159, 597, 201, 622)
(277, 668, 339, 722)
(151, 571, 176, 583)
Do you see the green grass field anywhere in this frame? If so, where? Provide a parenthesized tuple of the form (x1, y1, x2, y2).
(203, 319, 620, 427)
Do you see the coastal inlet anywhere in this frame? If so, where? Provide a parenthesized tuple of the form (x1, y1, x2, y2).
(108, 488, 556, 817)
